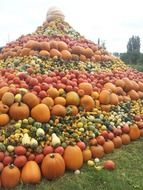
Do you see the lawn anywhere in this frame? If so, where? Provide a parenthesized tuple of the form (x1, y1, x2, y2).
(11, 137, 143, 190)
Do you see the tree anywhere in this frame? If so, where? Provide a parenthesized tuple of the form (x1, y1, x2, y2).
(127, 36, 140, 53)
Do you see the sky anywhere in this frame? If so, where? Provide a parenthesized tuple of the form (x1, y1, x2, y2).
(0, 0, 143, 53)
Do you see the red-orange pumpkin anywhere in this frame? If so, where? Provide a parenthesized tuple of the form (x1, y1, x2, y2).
(50, 49, 61, 58)
(61, 50, 72, 60)
(40, 42, 50, 51)
(103, 140, 114, 154)
(0, 114, 9, 126)
(31, 104, 50, 123)
(0, 103, 9, 114)
(121, 134, 131, 145)
(90, 145, 104, 158)
(58, 41, 68, 51)
(63, 145, 83, 170)
(103, 82, 116, 93)
(41, 97, 54, 109)
(41, 153, 65, 180)
(1, 165, 21, 188)
(47, 87, 59, 98)
(112, 136, 122, 148)
(39, 50, 50, 56)
(127, 90, 139, 100)
(110, 93, 119, 105)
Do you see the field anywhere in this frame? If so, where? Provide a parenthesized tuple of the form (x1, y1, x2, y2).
(12, 138, 143, 190)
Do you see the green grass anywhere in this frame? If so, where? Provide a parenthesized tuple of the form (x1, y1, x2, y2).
(128, 64, 143, 72)
(9, 138, 143, 190)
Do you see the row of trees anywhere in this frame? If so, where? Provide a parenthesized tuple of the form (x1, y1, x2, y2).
(114, 36, 143, 64)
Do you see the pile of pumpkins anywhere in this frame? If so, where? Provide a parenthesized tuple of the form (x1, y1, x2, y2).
(0, 7, 143, 189)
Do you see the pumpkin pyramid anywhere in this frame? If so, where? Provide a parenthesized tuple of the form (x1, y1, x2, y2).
(0, 7, 142, 170)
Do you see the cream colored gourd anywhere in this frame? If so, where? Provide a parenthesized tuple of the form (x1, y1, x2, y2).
(22, 133, 31, 146)
(51, 133, 61, 147)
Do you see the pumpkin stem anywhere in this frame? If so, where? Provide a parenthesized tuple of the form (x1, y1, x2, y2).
(9, 164, 15, 169)
(50, 154, 55, 158)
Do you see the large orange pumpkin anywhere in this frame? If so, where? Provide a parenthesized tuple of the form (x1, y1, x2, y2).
(90, 145, 104, 158)
(99, 90, 111, 105)
(31, 104, 50, 122)
(129, 124, 140, 140)
(1, 165, 20, 188)
(41, 153, 65, 180)
(79, 82, 93, 95)
(9, 102, 30, 120)
(58, 41, 68, 51)
(21, 161, 41, 184)
(80, 95, 95, 111)
(50, 49, 61, 58)
(40, 42, 50, 51)
(83, 48, 94, 58)
(115, 79, 125, 88)
(103, 140, 114, 153)
(51, 104, 66, 117)
(66, 91, 80, 106)
(121, 134, 131, 145)
(112, 136, 122, 148)
(0, 114, 9, 126)
(22, 92, 40, 109)
(63, 145, 83, 170)
(123, 78, 133, 92)
(103, 82, 116, 93)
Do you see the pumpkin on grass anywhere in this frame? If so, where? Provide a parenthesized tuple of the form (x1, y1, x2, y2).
(41, 153, 65, 180)
(1, 164, 20, 188)
(90, 145, 104, 158)
(129, 124, 140, 140)
(82, 148, 92, 162)
(63, 145, 83, 170)
(21, 161, 41, 184)
(103, 140, 114, 153)
(121, 134, 131, 145)
(31, 104, 50, 122)
(112, 136, 122, 148)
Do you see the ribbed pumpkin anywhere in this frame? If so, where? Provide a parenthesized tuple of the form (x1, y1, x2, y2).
(103, 82, 116, 93)
(39, 50, 50, 56)
(58, 41, 68, 51)
(127, 90, 139, 100)
(22, 92, 40, 109)
(82, 148, 92, 162)
(79, 82, 93, 95)
(110, 93, 119, 105)
(66, 91, 80, 106)
(41, 153, 65, 180)
(121, 134, 131, 145)
(63, 145, 83, 170)
(90, 145, 104, 158)
(21, 161, 41, 184)
(123, 78, 133, 92)
(0, 114, 9, 126)
(31, 104, 50, 122)
(99, 90, 111, 105)
(50, 49, 61, 58)
(1, 165, 20, 188)
(49, 40, 58, 49)
(131, 81, 139, 91)
(129, 124, 140, 140)
(40, 42, 50, 51)
(61, 50, 72, 60)
(80, 95, 95, 111)
(1, 92, 14, 106)
(103, 140, 114, 153)
(24, 40, 40, 50)
(112, 136, 122, 148)
(41, 97, 54, 109)
(72, 46, 84, 55)
(51, 104, 66, 117)
(115, 79, 125, 88)
(9, 102, 30, 120)
(20, 48, 31, 56)
(83, 48, 94, 58)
